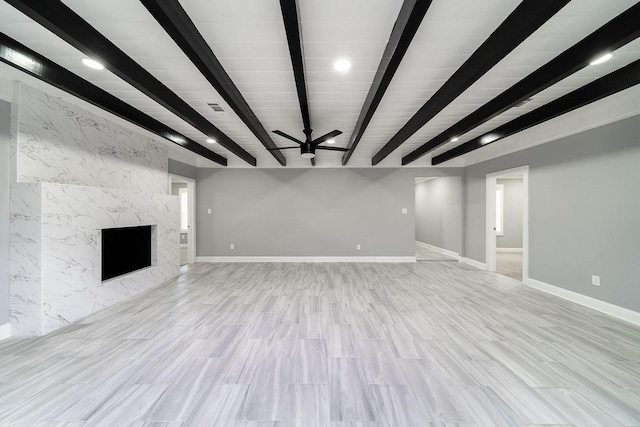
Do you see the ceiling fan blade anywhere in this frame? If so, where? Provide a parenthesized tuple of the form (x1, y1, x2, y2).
(272, 130, 303, 145)
(312, 130, 342, 145)
(266, 146, 300, 150)
(316, 146, 349, 152)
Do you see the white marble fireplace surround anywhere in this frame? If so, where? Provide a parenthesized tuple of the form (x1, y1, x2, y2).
(10, 83, 180, 336)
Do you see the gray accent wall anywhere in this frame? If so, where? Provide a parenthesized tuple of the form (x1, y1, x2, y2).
(414, 177, 462, 254)
(0, 100, 9, 325)
(168, 159, 197, 180)
(196, 168, 462, 257)
(465, 114, 640, 312)
(496, 178, 523, 249)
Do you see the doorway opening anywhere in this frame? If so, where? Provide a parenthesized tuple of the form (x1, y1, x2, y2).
(414, 176, 462, 262)
(485, 166, 528, 282)
(169, 174, 196, 266)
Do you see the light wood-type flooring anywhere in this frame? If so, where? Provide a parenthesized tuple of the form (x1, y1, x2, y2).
(1, 261, 640, 426)
(415, 243, 458, 262)
(496, 252, 523, 282)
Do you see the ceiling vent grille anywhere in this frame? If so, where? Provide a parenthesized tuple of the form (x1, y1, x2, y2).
(207, 103, 226, 113)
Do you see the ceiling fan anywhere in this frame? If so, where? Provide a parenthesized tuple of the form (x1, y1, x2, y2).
(268, 129, 348, 159)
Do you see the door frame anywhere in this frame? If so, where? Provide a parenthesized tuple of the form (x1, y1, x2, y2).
(169, 174, 196, 264)
(485, 165, 529, 281)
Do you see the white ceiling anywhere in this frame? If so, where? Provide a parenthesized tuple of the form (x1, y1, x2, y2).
(0, 0, 639, 169)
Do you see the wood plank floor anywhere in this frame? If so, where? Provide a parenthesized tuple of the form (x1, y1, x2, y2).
(1, 261, 640, 426)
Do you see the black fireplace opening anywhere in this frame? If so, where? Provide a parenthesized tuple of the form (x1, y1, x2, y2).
(102, 225, 152, 281)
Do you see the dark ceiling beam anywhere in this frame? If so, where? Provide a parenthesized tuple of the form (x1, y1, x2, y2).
(139, 0, 286, 167)
(0, 32, 227, 166)
(341, 0, 432, 166)
(6, 0, 257, 166)
(432, 59, 640, 165)
(403, 3, 640, 165)
(279, 0, 313, 165)
(371, 0, 571, 166)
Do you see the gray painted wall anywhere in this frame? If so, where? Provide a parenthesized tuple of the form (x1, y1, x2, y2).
(0, 100, 9, 325)
(465, 114, 640, 312)
(168, 159, 197, 180)
(196, 168, 462, 257)
(414, 177, 462, 254)
(496, 178, 523, 249)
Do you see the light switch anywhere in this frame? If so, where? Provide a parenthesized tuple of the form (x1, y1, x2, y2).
(401, 208, 408, 214)
(207, 208, 212, 214)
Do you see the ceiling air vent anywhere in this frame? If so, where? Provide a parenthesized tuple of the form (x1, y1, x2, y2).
(207, 103, 226, 113)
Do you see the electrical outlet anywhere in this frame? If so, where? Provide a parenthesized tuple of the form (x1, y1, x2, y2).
(401, 208, 408, 214)
(230, 243, 234, 250)
(207, 208, 212, 214)
(592, 275, 600, 286)
(356, 244, 361, 250)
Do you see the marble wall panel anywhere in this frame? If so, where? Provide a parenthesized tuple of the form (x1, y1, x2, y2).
(9, 182, 42, 336)
(8, 83, 180, 336)
(15, 84, 167, 194)
(40, 183, 179, 334)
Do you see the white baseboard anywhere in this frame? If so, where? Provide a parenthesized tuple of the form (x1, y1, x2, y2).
(496, 248, 523, 253)
(415, 241, 460, 260)
(526, 278, 640, 327)
(196, 256, 416, 263)
(461, 257, 486, 270)
(0, 323, 11, 340)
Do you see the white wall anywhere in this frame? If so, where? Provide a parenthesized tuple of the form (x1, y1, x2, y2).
(414, 177, 462, 254)
(9, 84, 180, 336)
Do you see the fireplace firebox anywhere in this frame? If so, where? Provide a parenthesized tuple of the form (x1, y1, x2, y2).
(101, 225, 152, 281)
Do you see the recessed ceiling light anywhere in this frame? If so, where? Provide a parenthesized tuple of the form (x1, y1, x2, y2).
(206, 138, 216, 144)
(450, 137, 459, 142)
(9, 51, 35, 67)
(333, 59, 351, 72)
(168, 135, 185, 143)
(326, 139, 335, 144)
(480, 134, 500, 144)
(590, 53, 613, 66)
(82, 58, 104, 70)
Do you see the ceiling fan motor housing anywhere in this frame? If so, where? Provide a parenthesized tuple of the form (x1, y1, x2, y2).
(300, 142, 316, 158)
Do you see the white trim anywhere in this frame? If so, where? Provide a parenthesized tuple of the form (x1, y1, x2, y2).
(196, 256, 416, 263)
(415, 241, 460, 260)
(486, 175, 497, 271)
(461, 257, 486, 270)
(496, 248, 523, 253)
(486, 166, 529, 281)
(526, 278, 640, 327)
(0, 323, 11, 340)
(169, 174, 196, 265)
(495, 183, 504, 236)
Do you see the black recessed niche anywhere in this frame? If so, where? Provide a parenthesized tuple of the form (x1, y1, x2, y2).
(101, 225, 154, 281)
